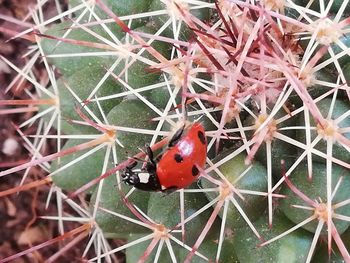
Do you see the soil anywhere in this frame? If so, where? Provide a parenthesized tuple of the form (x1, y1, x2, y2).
(0, 1, 120, 262)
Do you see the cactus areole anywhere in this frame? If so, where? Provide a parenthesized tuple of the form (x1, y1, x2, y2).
(121, 122, 207, 192)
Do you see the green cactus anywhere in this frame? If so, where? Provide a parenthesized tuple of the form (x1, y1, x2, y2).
(1, 0, 350, 262)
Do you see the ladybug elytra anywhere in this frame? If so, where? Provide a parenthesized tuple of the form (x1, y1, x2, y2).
(121, 122, 207, 192)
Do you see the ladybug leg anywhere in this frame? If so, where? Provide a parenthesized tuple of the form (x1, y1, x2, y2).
(155, 153, 163, 163)
(161, 186, 178, 195)
(128, 156, 145, 164)
(145, 144, 163, 163)
(126, 160, 138, 170)
(145, 145, 156, 165)
(168, 125, 185, 147)
(144, 145, 158, 173)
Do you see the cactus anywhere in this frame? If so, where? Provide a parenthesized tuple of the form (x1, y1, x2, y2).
(1, 0, 350, 262)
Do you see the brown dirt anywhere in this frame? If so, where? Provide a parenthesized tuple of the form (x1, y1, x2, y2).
(0, 0, 103, 262)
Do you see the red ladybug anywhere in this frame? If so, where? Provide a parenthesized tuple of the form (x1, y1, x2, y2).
(121, 122, 207, 192)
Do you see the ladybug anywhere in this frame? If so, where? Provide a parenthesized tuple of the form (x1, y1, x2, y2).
(121, 122, 207, 192)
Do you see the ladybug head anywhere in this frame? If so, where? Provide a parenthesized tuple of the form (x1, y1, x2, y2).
(121, 167, 141, 186)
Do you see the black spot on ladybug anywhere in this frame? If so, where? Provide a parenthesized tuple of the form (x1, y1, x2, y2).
(197, 131, 206, 145)
(192, 165, 199, 177)
(174, 153, 183, 163)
